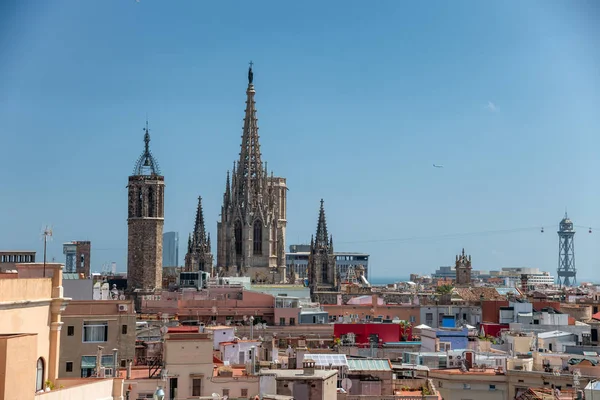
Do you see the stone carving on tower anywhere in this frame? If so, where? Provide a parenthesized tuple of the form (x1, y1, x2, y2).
(127, 121, 165, 293)
(184, 196, 214, 274)
(308, 199, 337, 298)
(216, 64, 287, 282)
(455, 248, 472, 287)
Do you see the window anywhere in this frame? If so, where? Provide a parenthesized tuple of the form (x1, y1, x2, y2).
(280, 318, 286, 326)
(463, 383, 471, 390)
(223, 389, 230, 397)
(235, 220, 243, 255)
(67, 326, 74, 336)
(290, 317, 295, 326)
(321, 262, 328, 282)
(241, 388, 248, 397)
(122, 324, 128, 335)
(410, 315, 416, 323)
(36, 358, 45, 391)
(192, 378, 202, 396)
(425, 312, 433, 324)
(489, 385, 496, 391)
(253, 220, 262, 255)
(66, 362, 73, 372)
(83, 321, 108, 342)
(121, 359, 127, 368)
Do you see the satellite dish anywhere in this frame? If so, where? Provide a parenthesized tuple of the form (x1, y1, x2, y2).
(212, 394, 220, 399)
(342, 378, 353, 391)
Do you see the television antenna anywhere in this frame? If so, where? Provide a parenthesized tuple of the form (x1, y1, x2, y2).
(341, 378, 353, 391)
(41, 225, 53, 277)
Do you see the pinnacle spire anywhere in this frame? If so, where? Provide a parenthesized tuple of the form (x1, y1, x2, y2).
(235, 64, 263, 201)
(193, 196, 207, 245)
(315, 199, 329, 247)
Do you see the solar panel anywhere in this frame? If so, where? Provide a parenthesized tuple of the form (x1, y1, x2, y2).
(304, 353, 348, 367)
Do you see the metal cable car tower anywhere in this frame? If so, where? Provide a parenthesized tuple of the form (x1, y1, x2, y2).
(557, 212, 576, 287)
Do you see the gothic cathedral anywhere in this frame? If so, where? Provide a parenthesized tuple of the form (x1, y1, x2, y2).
(127, 123, 165, 292)
(216, 65, 288, 282)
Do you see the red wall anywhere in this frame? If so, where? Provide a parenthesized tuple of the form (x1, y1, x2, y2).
(480, 323, 509, 337)
(334, 323, 413, 344)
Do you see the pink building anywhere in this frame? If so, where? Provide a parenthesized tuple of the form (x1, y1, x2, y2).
(139, 286, 275, 324)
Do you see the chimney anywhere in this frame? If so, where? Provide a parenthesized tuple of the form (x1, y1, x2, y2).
(198, 323, 205, 333)
(296, 347, 308, 369)
(112, 348, 118, 377)
(96, 346, 104, 376)
(126, 361, 132, 379)
(302, 358, 315, 375)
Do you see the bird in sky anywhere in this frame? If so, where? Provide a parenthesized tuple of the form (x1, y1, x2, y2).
(433, 164, 444, 168)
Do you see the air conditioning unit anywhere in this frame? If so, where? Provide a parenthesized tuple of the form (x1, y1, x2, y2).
(118, 304, 128, 312)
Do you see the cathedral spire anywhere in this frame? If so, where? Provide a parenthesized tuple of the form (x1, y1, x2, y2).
(315, 199, 329, 247)
(193, 196, 207, 245)
(224, 170, 231, 208)
(236, 63, 263, 200)
(133, 119, 161, 176)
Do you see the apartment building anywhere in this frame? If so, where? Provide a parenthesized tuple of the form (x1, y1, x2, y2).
(59, 299, 137, 378)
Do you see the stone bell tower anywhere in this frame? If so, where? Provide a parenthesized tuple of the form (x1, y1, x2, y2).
(126, 121, 165, 293)
(455, 248, 472, 287)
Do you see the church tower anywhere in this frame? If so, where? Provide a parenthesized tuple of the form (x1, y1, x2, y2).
(455, 248, 472, 287)
(127, 122, 165, 292)
(184, 196, 214, 274)
(216, 64, 287, 282)
(308, 199, 337, 297)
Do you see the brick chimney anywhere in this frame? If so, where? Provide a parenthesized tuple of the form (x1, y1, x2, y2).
(303, 358, 315, 375)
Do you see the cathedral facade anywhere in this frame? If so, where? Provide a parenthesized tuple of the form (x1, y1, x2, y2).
(216, 66, 287, 282)
(126, 123, 164, 292)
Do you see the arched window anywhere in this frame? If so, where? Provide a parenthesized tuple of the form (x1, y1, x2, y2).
(36, 357, 44, 391)
(321, 262, 328, 283)
(253, 220, 262, 255)
(234, 220, 243, 255)
(137, 188, 143, 217)
(148, 186, 154, 217)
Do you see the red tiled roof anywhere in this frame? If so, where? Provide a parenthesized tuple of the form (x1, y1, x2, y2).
(592, 311, 600, 321)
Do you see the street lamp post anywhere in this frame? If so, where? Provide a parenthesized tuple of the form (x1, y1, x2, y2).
(249, 316, 254, 340)
(153, 386, 165, 400)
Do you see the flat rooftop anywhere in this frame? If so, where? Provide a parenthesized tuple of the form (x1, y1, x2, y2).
(259, 368, 338, 380)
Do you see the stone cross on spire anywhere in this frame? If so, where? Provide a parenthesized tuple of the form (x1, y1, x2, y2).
(248, 60, 254, 84)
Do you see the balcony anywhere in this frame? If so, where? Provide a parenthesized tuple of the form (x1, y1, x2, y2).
(35, 378, 122, 400)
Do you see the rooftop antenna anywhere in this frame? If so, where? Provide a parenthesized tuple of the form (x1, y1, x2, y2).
(41, 225, 53, 277)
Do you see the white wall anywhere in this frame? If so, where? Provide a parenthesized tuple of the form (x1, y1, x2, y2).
(259, 374, 277, 397)
(210, 327, 235, 350)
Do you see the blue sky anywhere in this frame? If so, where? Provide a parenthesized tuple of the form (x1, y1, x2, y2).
(1, 1, 599, 280)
